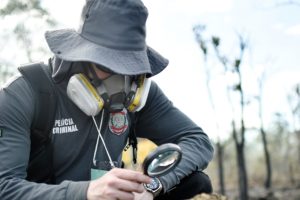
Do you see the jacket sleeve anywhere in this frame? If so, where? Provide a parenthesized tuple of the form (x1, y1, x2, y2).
(0, 76, 89, 200)
(135, 81, 214, 192)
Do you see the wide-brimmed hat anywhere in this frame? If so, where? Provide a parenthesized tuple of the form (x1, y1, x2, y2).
(45, 0, 169, 76)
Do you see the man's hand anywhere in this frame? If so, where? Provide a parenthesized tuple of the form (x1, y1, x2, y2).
(134, 190, 154, 200)
(87, 168, 151, 200)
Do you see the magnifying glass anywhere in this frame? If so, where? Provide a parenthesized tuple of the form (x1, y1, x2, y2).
(142, 143, 182, 177)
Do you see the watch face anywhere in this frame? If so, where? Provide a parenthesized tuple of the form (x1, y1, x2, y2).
(144, 177, 162, 197)
(145, 178, 159, 190)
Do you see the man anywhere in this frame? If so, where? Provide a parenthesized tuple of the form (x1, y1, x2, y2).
(0, 0, 214, 199)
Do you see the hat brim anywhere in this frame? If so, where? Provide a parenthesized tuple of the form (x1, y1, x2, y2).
(45, 29, 168, 76)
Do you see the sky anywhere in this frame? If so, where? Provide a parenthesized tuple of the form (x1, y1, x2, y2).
(3, 0, 300, 141)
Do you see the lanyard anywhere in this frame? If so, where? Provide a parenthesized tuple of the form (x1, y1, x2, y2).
(92, 110, 115, 168)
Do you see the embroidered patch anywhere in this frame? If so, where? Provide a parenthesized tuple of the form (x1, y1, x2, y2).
(109, 109, 128, 135)
(52, 118, 79, 135)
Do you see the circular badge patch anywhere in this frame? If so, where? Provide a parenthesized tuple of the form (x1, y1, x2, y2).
(109, 109, 128, 135)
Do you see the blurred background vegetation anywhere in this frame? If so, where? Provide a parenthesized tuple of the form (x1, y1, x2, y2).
(1, 0, 299, 200)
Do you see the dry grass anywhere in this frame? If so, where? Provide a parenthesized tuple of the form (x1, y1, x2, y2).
(192, 193, 228, 200)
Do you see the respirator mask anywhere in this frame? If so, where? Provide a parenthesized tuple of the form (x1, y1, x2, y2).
(66, 66, 151, 116)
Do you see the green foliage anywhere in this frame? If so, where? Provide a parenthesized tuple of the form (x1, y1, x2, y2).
(193, 25, 208, 56)
(0, 0, 48, 16)
(0, 0, 57, 85)
(212, 36, 220, 48)
(290, 84, 300, 118)
(232, 84, 242, 92)
(234, 59, 241, 69)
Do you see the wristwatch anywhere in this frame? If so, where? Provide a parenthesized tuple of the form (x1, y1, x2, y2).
(143, 177, 163, 197)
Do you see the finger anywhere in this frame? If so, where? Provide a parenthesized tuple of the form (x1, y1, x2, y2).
(111, 168, 151, 183)
(113, 178, 145, 193)
(106, 188, 135, 200)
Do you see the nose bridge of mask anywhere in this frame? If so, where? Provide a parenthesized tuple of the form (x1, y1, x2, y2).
(67, 74, 104, 116)
(102, 74, 127, 96)
(100, 74, 130, 112)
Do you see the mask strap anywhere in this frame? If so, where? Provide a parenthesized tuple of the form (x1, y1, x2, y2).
(88, 64, 102, 87)
(92, 110, 115, 168)
(124, 75, 131, 92)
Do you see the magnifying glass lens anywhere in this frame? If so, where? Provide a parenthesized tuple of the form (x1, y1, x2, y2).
(143, 143, 182, 177)
(147, 151, 180, 175)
